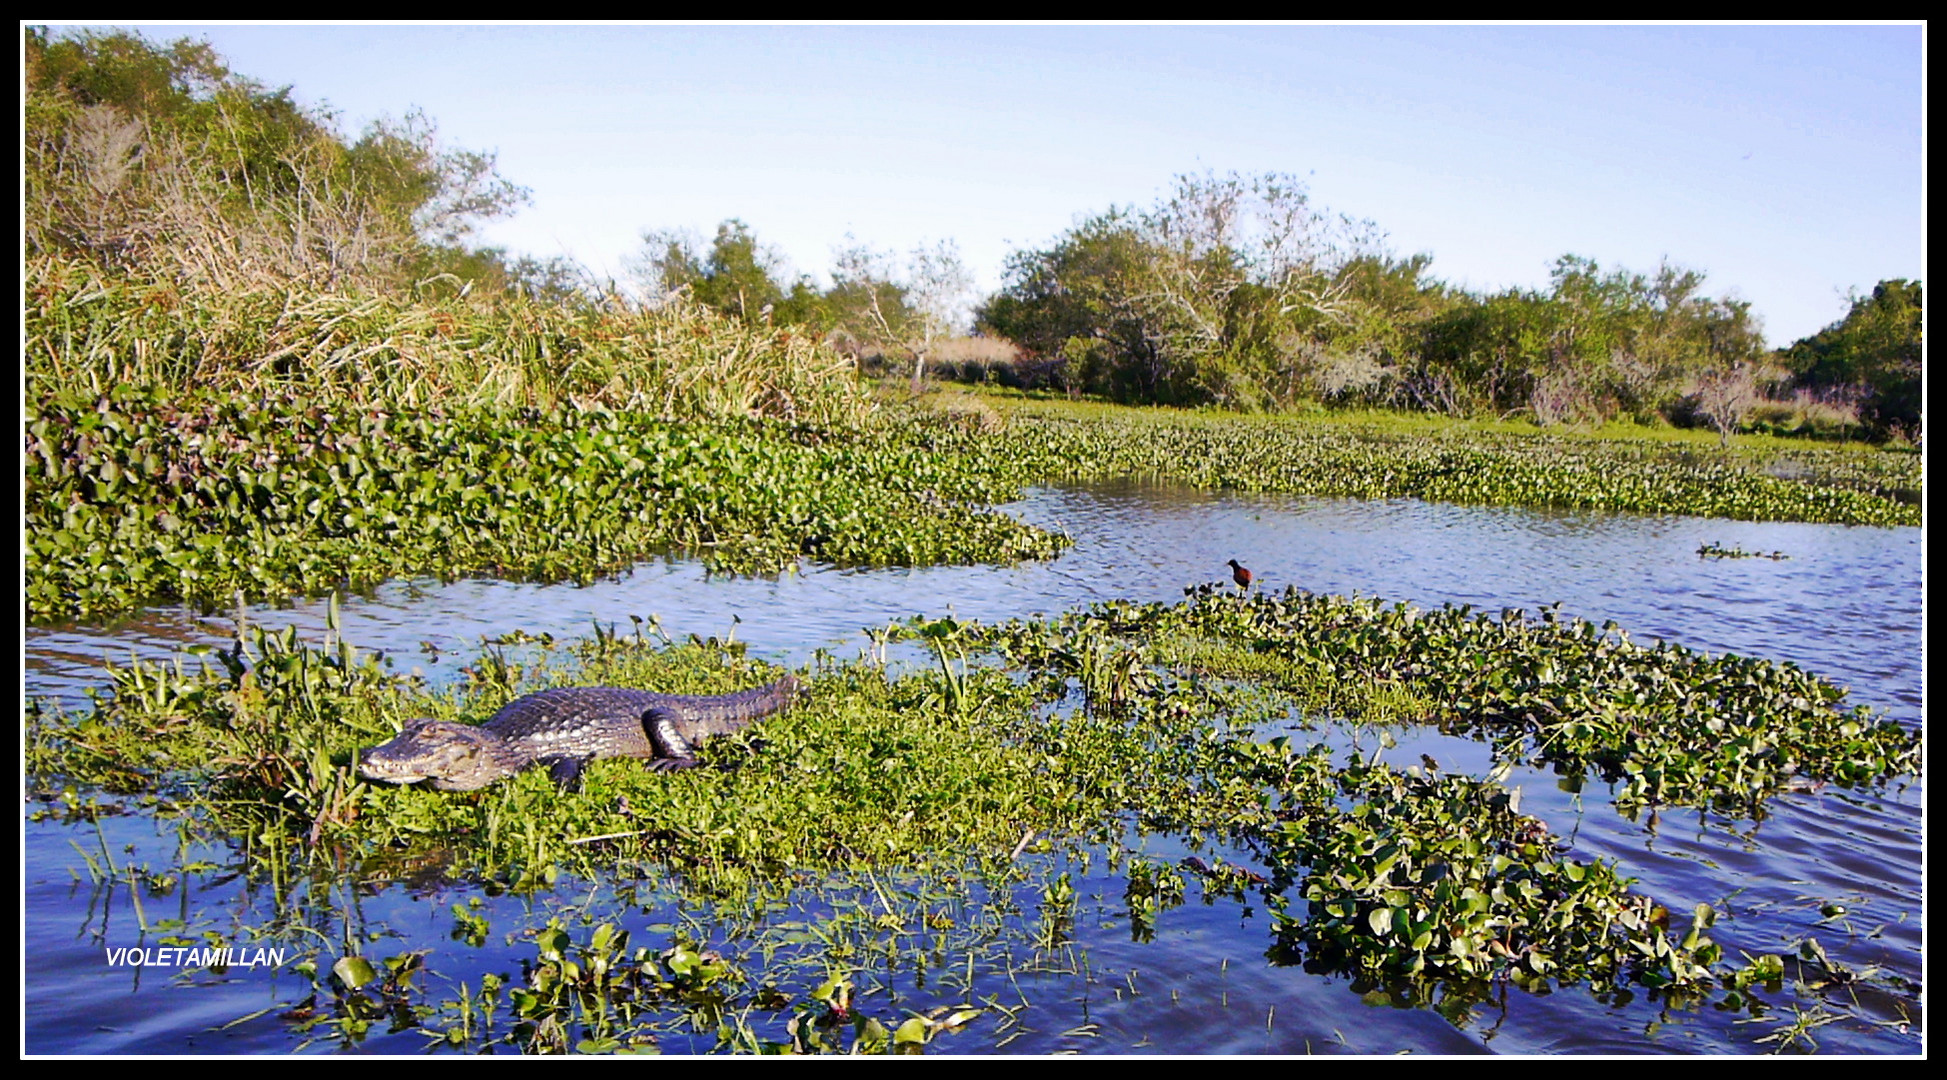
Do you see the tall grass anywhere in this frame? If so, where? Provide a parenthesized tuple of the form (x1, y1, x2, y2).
(26, 100, 418, 295)
(26, 254, 872, 425)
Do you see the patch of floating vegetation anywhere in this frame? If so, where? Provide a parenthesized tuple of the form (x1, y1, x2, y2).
(24, 387, 1919, 623)
(1698, 541, 1789, 560)
(994, 401, 1921, 528)
(23, 388, 1062, 621)
(25, 589, 1919, 1051)
(976, 588, 1918, 814)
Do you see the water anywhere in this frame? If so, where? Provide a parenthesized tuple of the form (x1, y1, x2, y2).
(23, 481, 1925, 1054)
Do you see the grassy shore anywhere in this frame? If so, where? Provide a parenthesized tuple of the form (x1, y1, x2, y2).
(26, 255, 1919, 624)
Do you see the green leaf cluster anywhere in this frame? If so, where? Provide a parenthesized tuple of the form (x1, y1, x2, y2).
(978, 590, 1919, 815)
(23, 388, 1062, 621)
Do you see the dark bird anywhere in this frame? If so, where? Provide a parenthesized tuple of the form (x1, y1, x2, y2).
(1226, 559, 1254, 590)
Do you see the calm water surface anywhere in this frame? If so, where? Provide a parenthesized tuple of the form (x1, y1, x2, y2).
(23, 482, 1925, 1054)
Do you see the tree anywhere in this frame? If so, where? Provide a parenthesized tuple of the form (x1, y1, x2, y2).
(629, 218, 828, 326)
(1414, 290, 1545, 416)
(830, 238, 972, 392)
(976, 210, 1155, 398)
(350, 109, 529, 250)
(1780, 280, 1923, 435)
(27, 26, 228, 118)
(978, 172, 1383, 407)
(899, 240, 975, 393)
(26, 27, 530, 291)
(1681, 294, 1771, 446)
(1690, 360, 1762, 447)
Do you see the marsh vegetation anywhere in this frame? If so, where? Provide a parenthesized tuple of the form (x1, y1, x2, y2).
(29, 583, 1918, 1052)
(22, 28, 1923, 1055)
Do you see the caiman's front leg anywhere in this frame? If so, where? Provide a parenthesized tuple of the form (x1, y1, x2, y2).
(545, 756, 592, 789)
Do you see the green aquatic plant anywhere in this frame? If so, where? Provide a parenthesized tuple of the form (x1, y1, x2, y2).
(25, 368, 1918, 625)
(34, 590, 1907, 1039)
(24, 388, 1065, 621)
(1122, 858, 1188, 944)
(1252, 745, 1723, 990)
(989, 400, 1918, 527)
(977, 589, 1918, 815)
(413, 898, 995, 1054)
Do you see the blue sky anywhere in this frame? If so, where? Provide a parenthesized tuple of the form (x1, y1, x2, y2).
(44, 23, 1925, 346)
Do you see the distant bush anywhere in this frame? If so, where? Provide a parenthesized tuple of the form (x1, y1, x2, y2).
(916, 335, 1032, 386)
(26, 27, 530, 296)
(1776, 280, 1922, 438)
(1743, 389, 1866, 441)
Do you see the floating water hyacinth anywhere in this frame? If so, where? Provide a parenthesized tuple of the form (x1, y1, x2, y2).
(25, 388, 1915, 622)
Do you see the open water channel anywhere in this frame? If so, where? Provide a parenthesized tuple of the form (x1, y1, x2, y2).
(23, 481, 1925, 1054)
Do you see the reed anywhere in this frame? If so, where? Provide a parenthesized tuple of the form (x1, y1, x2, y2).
(26, 254, 872, 425)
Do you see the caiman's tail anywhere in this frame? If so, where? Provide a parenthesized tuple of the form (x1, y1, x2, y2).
(676, 674, 802, 734)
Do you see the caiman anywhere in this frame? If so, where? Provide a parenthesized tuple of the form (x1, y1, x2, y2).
(358, 676, 801, 791)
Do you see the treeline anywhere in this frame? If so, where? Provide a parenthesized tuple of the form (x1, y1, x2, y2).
(972, 173, 1920, 440)
(26, 29, 1920, 442)
(618, 179, 1921, 442)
